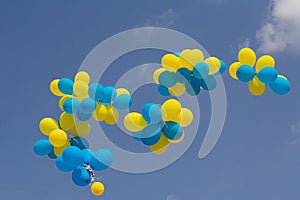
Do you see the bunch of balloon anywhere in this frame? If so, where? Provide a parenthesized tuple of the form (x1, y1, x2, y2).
(229, 48, 291, 96)
(124, 99, 193, 154)
(153, 49, 226, 96)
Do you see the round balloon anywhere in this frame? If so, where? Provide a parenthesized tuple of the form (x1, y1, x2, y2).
(269, 76, 291, 95)
(80, 98, 96, 115)
(257, 66, 278, 84)
(229, 62, 241, 80)
(88, 83, 104, 101)
(256, 55, 275, 73)
(162, 121, 183, 140)
(158, 71, 177, 88)
(161, 99, 181, 121)
(62, 146, 84, 167)
(193, 62, 209, 79)
(63, 98, 80, 114)
(124, 112, 147, 132)
(150, 134, 169, 155)
(72, 167, 90, 187)
(56, 155, 75, 172)
(153, 68, 166, 84)
(161, 54, 180, 72)
(74, 71, 90, 84)
(58, 78, 74, 95)
(59, 112, 75, 131)
(248, 76, 266, 96)
(91, 182, 105, 196)
(102, 86, 117, 103)
(33, 139, 53, 156)
(104, 106, 119, 125)
(199, 75, 217, 91)
(238, 48, 256, 66)
(90, 149, 113, 171)
(39, 117, 59, 136)
(141, 124, 162, 146)
(142, 104, 162, 124)
(49, 129, 68, 147)
(236, 65, 255, 82)
(50, 79, 64, 96)
(112, 94, 132, 110)
(204, 57, 221, 75)
(158, 85, 170, 96)
(92, 103, 108, 121)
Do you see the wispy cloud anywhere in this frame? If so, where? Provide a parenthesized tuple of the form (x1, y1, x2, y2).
(144, 9, 176, 28)
(256, 0, 300, 53)
(166, 195, 176, 200)
(288, 121, 300, 145)
(238, 38, 250, 50)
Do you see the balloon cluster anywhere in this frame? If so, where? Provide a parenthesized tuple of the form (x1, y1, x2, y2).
(229, 48, 291, 96)
(153, 49, 226, 96)
(124, 99, 193, 154)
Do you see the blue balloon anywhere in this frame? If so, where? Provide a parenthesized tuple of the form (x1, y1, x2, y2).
(112, 94, 132, 110)
(102, 86, 117, 104)
(88, 83, 104, 101)
(174, 52, 181, 57)
(162, 121, 183, 140)
(70, 137, 89, 150)
(158, 71, 177, 88)
(63, 98, 80, 114)
(33, 139, 53, 156)
(76, 109, 92, 121)
(62, 146, 84, 167)
(199, 75, 217, 91)
(142, 104, 162, 124)
(56, 155, 75, 172)
(185, 76, 201, 96)
(132, 132, 142, 142)
(218, 59, 226, 75)
(257, 67, 278, 84)
(158, 85, 170, 96)
(90, 149, 113, 171)
(236, 65, 255, 82)
(82, 149, 94, 165)
(176, 68, 191, 83)
(47, 149, 57, 159)
(72, 167, 91, 187)
(269, 76, 291, 95)
(141, 124, 162, 146)
(58, 78, 74, 95)
(193, 62, 209, 79)
(80, 98, 96, 114)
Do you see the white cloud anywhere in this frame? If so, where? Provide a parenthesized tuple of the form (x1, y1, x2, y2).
(256, 0, 300, 53)
(144, 9, 176, 28)
(166, 195, 176, 200)
(288, 121, 300, 145)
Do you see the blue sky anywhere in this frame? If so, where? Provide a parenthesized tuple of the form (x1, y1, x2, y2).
(1, 0, 300, 199)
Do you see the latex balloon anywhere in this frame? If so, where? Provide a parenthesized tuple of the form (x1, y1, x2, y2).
(74, 71, 90, 84)
(72, 167, 90, 187)
(112, 94, 132, 110)
(153, 68, 166, 84)
(257, 66, 278, 84)
(193, 62, 209, 79)
(70, 137, 89, 150)
(39, 117, 59, 136)
(33, 139, 53, 156)
(90, 149, 113, 171)
(59, 112, 75, 131)
(141, 124, 162, 146)
(248, 76, 266, 96)
(116, 88, 130, 96)
(50, 79, 64, 96)
(218, 59, 226, 74)
(161, 99, 182, 121)
(49, 129, 68, 147)
(62, 146, 84, 167)
(185, 76, 201, 96)
(204, 57, 221, 75)
(102, 86, 117, 103)
(56, 155, 75, 172)
(179, 49, 204, 70)
(269, 76, 291, 95)
(150, 134, 169, 155)
(238, 48, 256, 66)
(92, 103, 108, 121)
(229, 62, 241, 80)
(91, 182, 105, 196)
(58, 78, 74, 95)
(104, 106, 119, 125)
(76, 109, 92, 121)
(142, 104, 162, 124)
(168, 82, 185, 96)
(158, 84, 171, 96)
(176, 67, 191, 83)
(158, 71, 177, 88)
(169, 132, 185, 144)
(82, 149, 94, 164)
(63, 98, 80, 114)
(179, 108, 193, 127)
(199, 75, 217, 91)
(236, 65, 255, 82)
(54, 141, 70, 156)
(80, 98, 96, 115)
(161, 53, 180, 72)
(73, 80, 89, 99)
(124, 112, 147, 132)
(162, 121, 183, 140)
(58, 95, 73, 111)
(88, 83, 104, 101)
(256, 55, 275, 72)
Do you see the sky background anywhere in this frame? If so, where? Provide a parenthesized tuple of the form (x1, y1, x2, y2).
(1, 0, 300, 199)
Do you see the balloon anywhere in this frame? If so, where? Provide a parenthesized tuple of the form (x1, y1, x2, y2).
(116, 88, 130, 96)
(257, 66, 278, 84)
(269, 76, 291, 95)
(90, 149, 113, 171)
(92, 103, 108, 121)
(168, 82, 185, 96)
(193, 62, 209, 79)
(58, 78, 74, 95)
(80, 98, 96, 115)
(161, 99, 181, 121)
(91, 182, 105, 196)
(56, 155, 75, 172)
(158, 71, 177, 88)
(63, 98, 80, 114)
(88, 83, 104, 101)
(112, 94, 132, 110)
(59, 112, 75, 131)
(162, 121, 183, 140)
(204, 57, 221, 75)
(256, 55, 275, 73)
(161, 54, 180, 72)
(54, 141, 70, 156)
(142, 104, 162, 124)
(76, 109, 92, 121)
(141, 124, 162, 146)
(72, 167, 91, 187)
(39, 117, 59, 136)
(70, 137, 89, 150)
(82, 149, 94, 164)
(229, 62, 241, 80)
(176, 67, 191, 83)
(238, 48, 256, 66)
(179, 108, 193, 127)
(73, 80, 89, 99)
(169, 132, 185, 144)
(218, 59, 226, 74)
(70, 121, 91, 137)
(150, 134, 169, 155)
(179, 49, 204, 70)
(49, 129, 68, 147)
(158, 85, 170, 96)
(124, 112, 147, 132)
(104, 106, 119, 125)
(74, 71, 90, 84)
(58, 95, 73, 111)
(33, 139, 53, 156)
(102, 86, 117, 103)
(50, 79, 64, 96)
(199, 75, 217, 91)
(62, 146, 84, 167)
(185, 76, 201, 96)
(47, 149, 57, 159)
(248, 76, 266, 96)
(153, 68, 166, 84)
(236, 65, 255, 82)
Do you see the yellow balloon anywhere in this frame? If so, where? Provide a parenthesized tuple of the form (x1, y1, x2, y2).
(248, 76, 266, 96)
(54, 140, 70, 156)
(256, 55, 275, 72)
(169, 132, 185, 144)
(49, 129, 68, 147)
(59, 112, 75, 131)
(74, 71, 90, 84)
(58, 95, 73, 111)
(179, 49, 204, 70)
(161, 54, 180, 72)
(91, 182, 105, 196)
(153, 68, 166, 84)
(93, 103, 108, 121)
(168, 82, 186, 96)
(39, 117, 59, 136)
(116, 88, 130, 96)
(104, 106, 119, 125)
(73, 80, 89, 99)
(50, 79, 64, 96)
(229, 62, 241, 80)
(179, 108, 193, 127)
(204, 57, 221, 75)
(124, 112, 147, 132)
(150, 134, 169, 154)
(70, 121, 91, 137)
(238, 48, 256, 66)
(161, 99, 182, 121)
